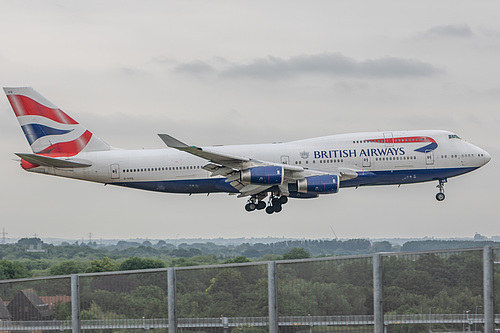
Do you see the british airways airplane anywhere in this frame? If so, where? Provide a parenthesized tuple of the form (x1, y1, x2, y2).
(4, 87, 490, 214)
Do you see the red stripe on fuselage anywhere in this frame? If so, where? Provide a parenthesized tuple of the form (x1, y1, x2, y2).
(366, 136, 436, 144)
(37, 130, 92, 156)
(7, 95, 78, 125)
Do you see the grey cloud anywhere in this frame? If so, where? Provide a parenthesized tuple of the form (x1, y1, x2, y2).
(220, 53, 441, 79)
(174, 61, 214, 75)
(424, 24, 474, 38)
(151, 56, 178, 65)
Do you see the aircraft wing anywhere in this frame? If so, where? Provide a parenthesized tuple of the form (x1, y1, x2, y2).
(159, 134, 263, 169)
(158, 134, 357, 197)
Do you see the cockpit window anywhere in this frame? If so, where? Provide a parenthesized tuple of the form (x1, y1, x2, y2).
(448, 134, 462, 140)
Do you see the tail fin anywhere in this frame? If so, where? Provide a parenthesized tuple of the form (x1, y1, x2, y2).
(4, 87, 110, 156)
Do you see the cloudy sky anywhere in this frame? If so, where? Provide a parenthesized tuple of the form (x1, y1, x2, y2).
(0, 1, 499, 242)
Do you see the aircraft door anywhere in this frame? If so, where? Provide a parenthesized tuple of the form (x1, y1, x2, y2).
(281, 155, 290, 165)
(383, 132, 394, 147)
(425, 150, 434, 166)
(110, 164, 120, 179)
(362, 156, 371, 167)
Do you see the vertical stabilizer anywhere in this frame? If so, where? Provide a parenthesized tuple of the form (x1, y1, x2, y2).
(4, 87, 110, 156)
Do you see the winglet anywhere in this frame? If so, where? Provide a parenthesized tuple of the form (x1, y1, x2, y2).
(158, 134, 190, 148)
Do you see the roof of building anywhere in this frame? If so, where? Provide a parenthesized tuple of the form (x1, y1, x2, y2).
(0, 297, 11, 320)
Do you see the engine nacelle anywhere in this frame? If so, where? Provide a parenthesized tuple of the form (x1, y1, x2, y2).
(240, 166, 284, 185)
(297, 175, 340, 194)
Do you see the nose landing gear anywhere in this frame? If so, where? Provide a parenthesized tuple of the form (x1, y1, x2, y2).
(436, 178, 447, 201)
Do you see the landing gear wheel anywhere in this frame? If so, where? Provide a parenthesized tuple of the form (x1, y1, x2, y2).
(265, 206, 275, 214)
(279, 196, 288, 204)
(274, 204, 282, 213)
(436, 192, 445, 201)
(435, 178, 447, 202)
(245, 203, 256, 211)
(256, 201, 266, 210)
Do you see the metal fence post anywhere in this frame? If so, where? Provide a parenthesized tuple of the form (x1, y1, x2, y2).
(168, 267, 177, 333)
(483, 246, 494, 333)
(373, 253, 384, 333)
(268, 261, 278, 333)
(71, 274, 80, 333)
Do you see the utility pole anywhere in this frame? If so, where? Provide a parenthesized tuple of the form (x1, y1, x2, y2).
(1, 228, 7, 244)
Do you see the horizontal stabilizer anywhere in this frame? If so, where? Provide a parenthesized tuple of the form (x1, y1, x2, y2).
(15, 153, 92, 168)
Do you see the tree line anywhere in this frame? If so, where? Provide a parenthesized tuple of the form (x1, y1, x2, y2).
(0, 237, 497, 280)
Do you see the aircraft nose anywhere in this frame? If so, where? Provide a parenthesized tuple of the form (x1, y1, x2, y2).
(483, 150, 491, 164)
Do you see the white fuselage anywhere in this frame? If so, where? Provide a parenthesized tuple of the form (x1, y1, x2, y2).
(25, 130, 490, 196)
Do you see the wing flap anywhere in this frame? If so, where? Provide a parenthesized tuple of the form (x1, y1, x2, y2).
(236, 184, 273, 198)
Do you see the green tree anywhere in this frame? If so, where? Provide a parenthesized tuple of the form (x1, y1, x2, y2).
(52, 301, 72, 320)
(170, 258, 199, 267)
(371, 241, 392, 252)
(17, 237, 42, 246)
(86, 257, 117, 273)
(224, 256, 251, 264)
(283, 248, 310, 260)
(80, 301, 126, 320)
(119, 257, 165, 271)
(0, 259, 31, 279)
(49, 260, 86, 275)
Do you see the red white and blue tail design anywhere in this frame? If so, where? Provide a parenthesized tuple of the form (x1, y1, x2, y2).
(4, 87, 110, 156)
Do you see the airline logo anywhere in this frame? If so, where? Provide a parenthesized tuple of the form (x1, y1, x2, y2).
(7, 94, 92, 156)
(313, 136, 438, 159)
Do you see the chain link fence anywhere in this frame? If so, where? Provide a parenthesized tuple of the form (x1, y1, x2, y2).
(494, 247, 500, 332)
(382, 248, 485, 332)
(0, 246, 497, 333)
(276, 256, 373, 333)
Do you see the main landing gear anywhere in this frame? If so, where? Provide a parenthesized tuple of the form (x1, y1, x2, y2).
(245, 193, 288, 214)
(265, 195, 288, 215)
(436, 178, 447, 201)
(245, 193, 267, 212)
(245, 199, 266, 212)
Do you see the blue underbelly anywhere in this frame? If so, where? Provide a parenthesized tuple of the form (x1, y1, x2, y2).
(111, 167, 478, 194)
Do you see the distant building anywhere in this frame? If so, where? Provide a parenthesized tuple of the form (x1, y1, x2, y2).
(7, 289, 52, 321)
(473, 233, 488, 241)
(0, 297, 11, 321)
(26, 242, 46, 253)
(39, 295, 72, 310)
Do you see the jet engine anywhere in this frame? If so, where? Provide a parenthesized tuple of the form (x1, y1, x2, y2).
(297, 175, 340, 194)
(240, 166, 284, 185)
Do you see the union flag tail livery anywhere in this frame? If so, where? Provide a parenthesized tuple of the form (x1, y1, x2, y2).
(4, 87, 491, 214)
(4, 87, 109, 156)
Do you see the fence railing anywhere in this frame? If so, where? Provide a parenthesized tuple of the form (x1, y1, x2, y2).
(0, 314, 498, 331)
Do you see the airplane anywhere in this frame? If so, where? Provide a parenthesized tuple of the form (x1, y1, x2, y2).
(4, 87, 491, 214)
